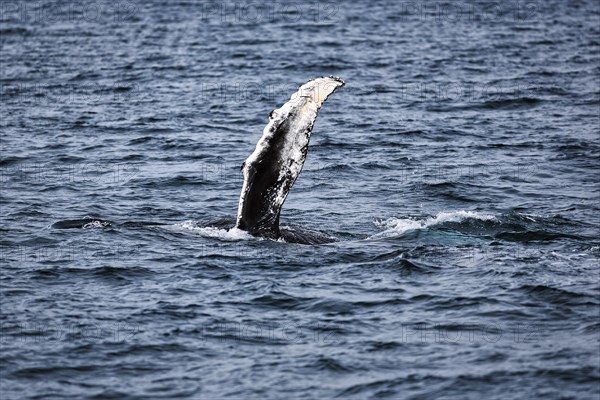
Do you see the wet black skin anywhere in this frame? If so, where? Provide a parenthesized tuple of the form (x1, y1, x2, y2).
(236, 116, 303, 240)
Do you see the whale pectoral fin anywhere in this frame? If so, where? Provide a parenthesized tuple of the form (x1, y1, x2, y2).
(235, 76, 345, 239)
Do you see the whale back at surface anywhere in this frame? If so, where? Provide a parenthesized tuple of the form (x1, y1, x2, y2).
(236, 76, 345, 239)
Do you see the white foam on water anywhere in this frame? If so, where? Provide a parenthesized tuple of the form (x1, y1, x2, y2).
(372, 210, 496, 238)
(174, 220, 256, 241)
(82, 220, 111, 229)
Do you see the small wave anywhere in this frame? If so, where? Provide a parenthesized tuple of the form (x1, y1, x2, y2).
(495, 230, 583, 242)
(373, 211, 496, 237)
(428, 97, 541, 112)
(93, 266, 154, 281)
(311, 356, 355, 372)
(0, 27, 31, 35)
(515, 284, 597, 307)
(173, 220, 255, 241)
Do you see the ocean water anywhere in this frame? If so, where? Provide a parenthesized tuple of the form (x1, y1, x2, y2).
(1, 1, 599, 399)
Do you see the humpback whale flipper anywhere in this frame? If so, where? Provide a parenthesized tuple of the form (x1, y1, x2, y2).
(236, 76, 345, 239)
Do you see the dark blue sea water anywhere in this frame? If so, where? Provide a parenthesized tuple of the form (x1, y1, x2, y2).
(1, 1, 599, 399)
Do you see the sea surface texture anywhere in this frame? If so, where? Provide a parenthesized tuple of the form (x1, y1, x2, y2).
(1, 1, 599, 399)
